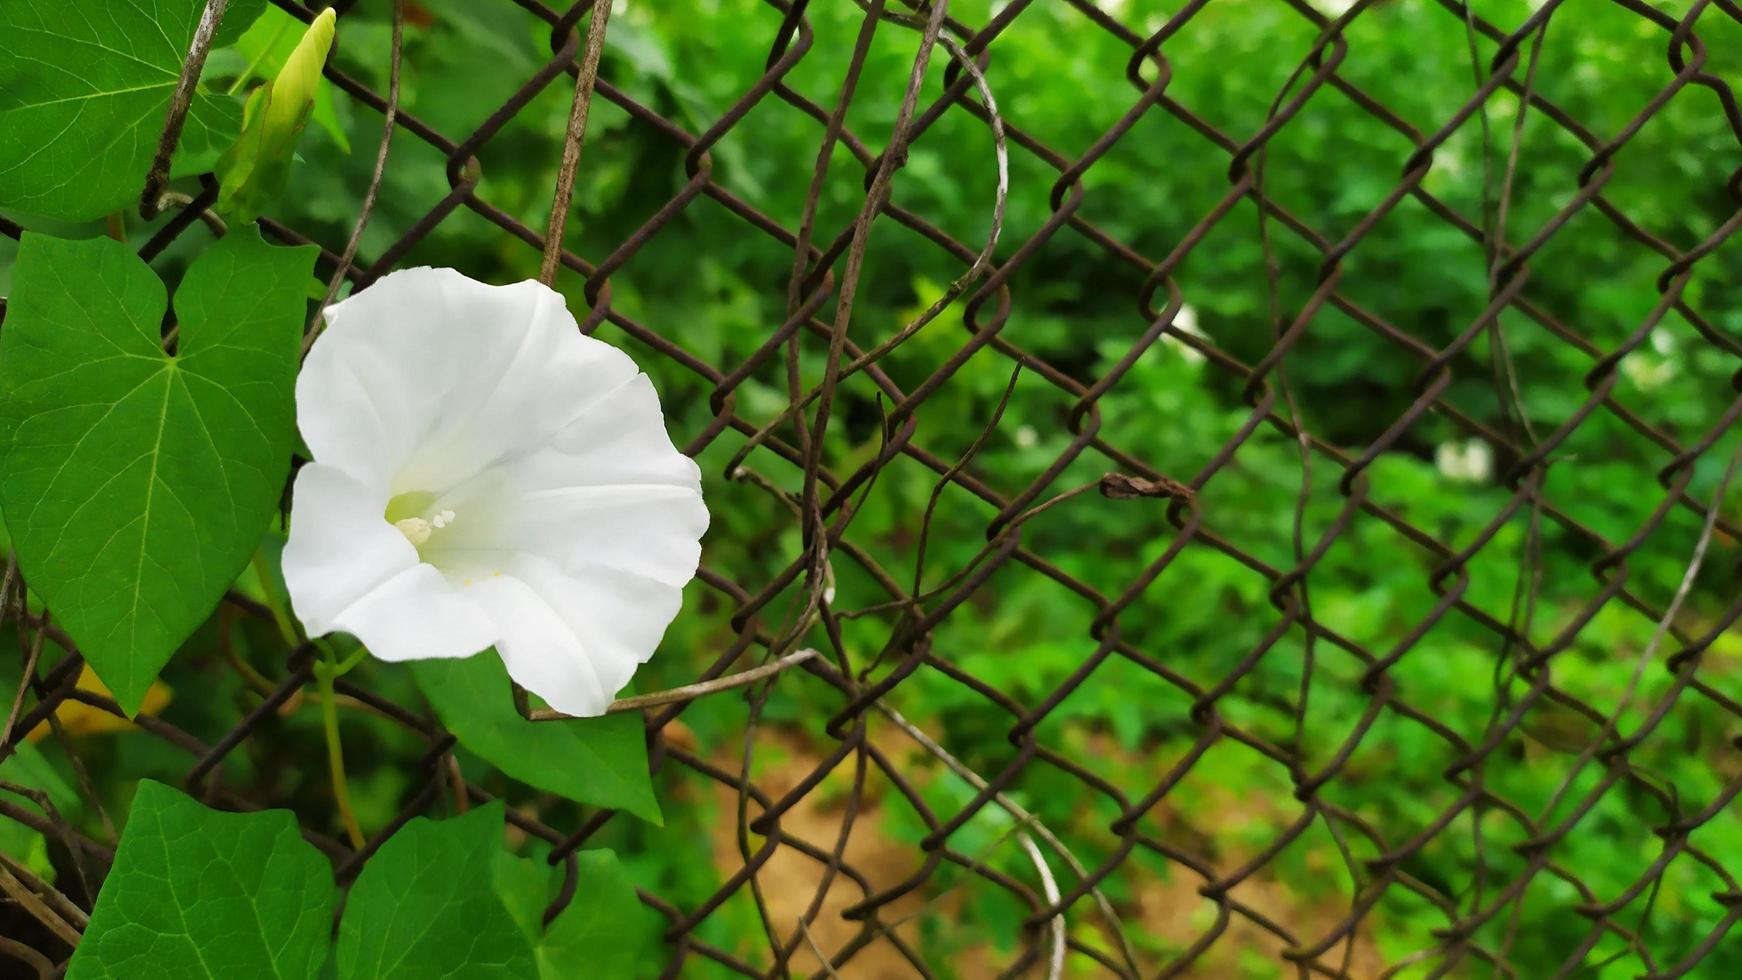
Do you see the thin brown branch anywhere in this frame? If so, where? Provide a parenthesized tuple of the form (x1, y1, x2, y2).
(140, 0, 230, 219)
(0, 863, 81, 947)
(525, 648, 820, 720)
(797, 915, 846, 980)
(1537, 438, 1742, 823)
(539, 0, 616, 286)
(305, 0, 406, 353)
(725, 18, 1007, 480)
(0, 936, 55, 979)
(0, 850, 88, 932)
(0, 581, 40, 748)
(154, 191, 230, 237)
(1020, 832, 1066, 980)
(0, 778, 94, 907)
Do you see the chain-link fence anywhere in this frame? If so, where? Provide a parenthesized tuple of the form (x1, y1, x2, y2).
(4, 0, 1742, 976)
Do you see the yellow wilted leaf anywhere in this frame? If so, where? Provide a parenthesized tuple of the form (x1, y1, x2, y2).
(28, 665, 172, 741)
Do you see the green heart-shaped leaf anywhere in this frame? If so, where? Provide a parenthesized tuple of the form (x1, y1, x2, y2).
(413, 651, 663, 825)
(66, 780, 335, 979)
(336, 801, 536, 979)
(506, 849, 654, 979)
(0, 229, 314, 714)
(0, 0, 266, 220)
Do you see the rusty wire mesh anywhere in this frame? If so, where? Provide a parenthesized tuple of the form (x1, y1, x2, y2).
(4, 0, 1742, 976)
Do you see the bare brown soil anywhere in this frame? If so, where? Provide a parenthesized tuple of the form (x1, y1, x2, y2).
(699, 727, 1388, 978)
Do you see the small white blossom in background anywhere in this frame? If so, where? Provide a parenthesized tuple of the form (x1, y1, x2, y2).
(1166, 303, 1206, 364)
(1013, 424, 1039, 449)
(1622, 355, 1676, 391)
(283, 268, 708, 717)
(1432, 143, 1469, 181)
(1621, 329, 1678, 391)
(1435, 439, 1494, 484)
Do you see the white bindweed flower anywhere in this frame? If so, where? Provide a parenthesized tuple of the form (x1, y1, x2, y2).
(1622, 330, 1678, 391)
(1166, 303, 1207, 364)
(1621, 354, 1676, 391)
(283, 268, 708, 717)
(1435, 439, 1494, 484)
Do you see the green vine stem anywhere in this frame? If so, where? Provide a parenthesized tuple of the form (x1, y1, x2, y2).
(313, 642, 365, 850)
(250, 548, 300, 648)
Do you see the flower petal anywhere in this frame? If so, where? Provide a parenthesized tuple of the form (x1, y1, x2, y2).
(326, 563, 497, 663)
(301, 268, 639, 490)
(520, 374, 706, 489)
(281, 463, 416, 634)
(284, 463, 497, 660)
(464, 553, 683, 717)
(424, 483, 706, 588)
(419, 374, 708, 586)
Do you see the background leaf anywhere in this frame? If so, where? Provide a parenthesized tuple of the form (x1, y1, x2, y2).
(65, 780, 333, 979)
(0, 741, 81, 883)
(494, 848, 653, 980)
(534, 850, 653, 979)
(335, 801, 535, 980)
(492, 849, 553, 944)
(0, 0, 266, 220)
(412, 651, 663, 825)
(0, 229, 315, 714)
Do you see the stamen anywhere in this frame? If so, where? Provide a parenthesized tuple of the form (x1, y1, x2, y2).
(432, 509, 456, 529)
(394, 517, 432, 546)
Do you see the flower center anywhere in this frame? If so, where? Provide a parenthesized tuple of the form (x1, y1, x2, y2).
(392, 508, 455, 546)
(385, 490, 454, 549)
(392, 517, 432, 546)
